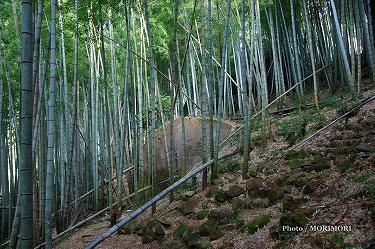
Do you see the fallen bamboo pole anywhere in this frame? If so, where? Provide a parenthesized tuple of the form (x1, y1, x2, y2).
(291, 94, 375, 150)
(220, 62, 334, 143)
(34, 176, 176, 249)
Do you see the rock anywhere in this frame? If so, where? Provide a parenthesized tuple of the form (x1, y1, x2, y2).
(231, 197, 247, 210)
(249, 198, 270, 208)
(365, 117, 375, 127)
(209, 208, 232, 220)
(220, 223, 237, 231)
(282, 195, 307, 212)
(330, 140, 343, 148)
(356, 143, 375, 153)
(183, 191, 196, 200)
(326, 153, 335, 161)
(334, 146, 355, 155)
(196, 210, 209, 220)
(228, 184, 244, 198)
(248, 188, 271, 198)
(287, 172, 316, 187)
(217, 241, 235, 249)
(248, 167, 257, 177)
(287, 159, 302, 170)
(213, 188, 229, 202)
(121, 222, 135, 234)
(134, 222, 145, 235)
(276, 174, 288, 186)
(330, 131, 343, 141)
(142, 235, 154, 244)
(347, 122, 362, 131)
(267, 188, 285, 203)
(343, 139, 361, 146)
(157, 218, 171, 228)
(182, 196, 200, 215)
(174, 224, 191, 238)
(285, 150, 306, 160)
(246, 178, 263, 191)
(299, 163, 330, 173)
(199, 221, 223, 240)
(303, 180, 318, 194)
(279, 208, 314, 228)
(241, 214, 271, 234)
(144, 227, 157, 240)
(155, 223, 165, 236)
(162, 240, 187, 249)
(196, 239, 212, 249)
(183, 230, 201, 247)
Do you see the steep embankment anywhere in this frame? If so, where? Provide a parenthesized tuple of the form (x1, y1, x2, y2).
(57, 100, 375, 249)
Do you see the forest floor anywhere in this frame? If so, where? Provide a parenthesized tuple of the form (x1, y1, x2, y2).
(56, 88, 375, 249)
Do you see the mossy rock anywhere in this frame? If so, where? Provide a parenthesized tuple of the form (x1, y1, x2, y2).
(199, 221, 223, 240)
(362, 182, 375, 220)
(246, 178, 263, 191)
(336, 162, 351, 172)
(174, 224, 191, 238)
(287, 159, 302, 170)
(196, 210, 209, 220)
(231, 197, 247, 210)
(282, 195, 307, 212)
(120, 221, 137, 234)
(241, 214, 271, 234)
(329, 233, 355, 248)
(208, 208, 232, 221)
(276, 174, 289, 186)
(249, 198, 270, 208)
(213, 188, 229, 202)
(279, 208, 315, 228)
(141, 235, 154, 244)
(157, 218, 172, 228)
(228, 184, 244, 198)
(303, 180, 318, 194)
(267, 187, 285, 203)
(183, 230, 201, 247)
(196, 239, 212, 249)
(248, 167, 258, 177)
(162, 239, 188, 249)
(285, 150, 306, 160)
(182, 196, 200, 215)
(287, 172, 316, 187)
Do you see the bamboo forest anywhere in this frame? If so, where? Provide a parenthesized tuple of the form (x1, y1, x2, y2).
(0, 0, 375, 248)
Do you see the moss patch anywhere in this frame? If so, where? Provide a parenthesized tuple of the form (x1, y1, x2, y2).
(196, 210, 209, 220)
(241, 214, 271, 234)
(174, 224, 191, 238)
(213, 187, 229, 202)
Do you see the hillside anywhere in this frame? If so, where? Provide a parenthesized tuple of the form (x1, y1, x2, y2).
(56, 91, 375, 249)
